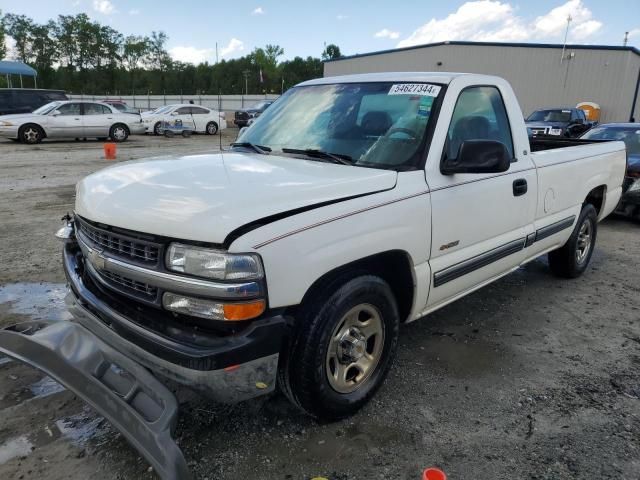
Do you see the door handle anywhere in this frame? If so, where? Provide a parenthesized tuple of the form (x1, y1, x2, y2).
(513, 179, 528, 196)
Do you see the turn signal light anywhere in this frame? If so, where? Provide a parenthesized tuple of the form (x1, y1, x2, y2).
(223, 300, 266, 321)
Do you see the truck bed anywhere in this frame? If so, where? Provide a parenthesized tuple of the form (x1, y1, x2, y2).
(529, 137, 607, 152)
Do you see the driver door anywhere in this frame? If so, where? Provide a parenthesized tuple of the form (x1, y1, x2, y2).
(48, 102, 83, 138)
(426, 85, 537, 309)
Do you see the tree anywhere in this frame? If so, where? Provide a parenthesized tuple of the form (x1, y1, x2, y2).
(3, 13, 34, 62)
(0, 10, 7, 60)
(321, 44, 342, 61)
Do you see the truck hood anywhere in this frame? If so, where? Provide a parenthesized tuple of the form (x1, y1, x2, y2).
(75, 151, 397, 244)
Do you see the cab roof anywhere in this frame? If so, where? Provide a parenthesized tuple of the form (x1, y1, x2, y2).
(298, 71, 482, 87)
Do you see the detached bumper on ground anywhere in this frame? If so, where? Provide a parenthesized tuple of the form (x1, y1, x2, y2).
(0, 320, 191, 480)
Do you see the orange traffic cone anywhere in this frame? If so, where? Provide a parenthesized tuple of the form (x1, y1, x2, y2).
(104, 143, 117, 160)
(423, 467, 447, 480)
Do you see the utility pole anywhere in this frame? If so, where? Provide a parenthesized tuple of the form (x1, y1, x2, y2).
(215, 42, 219, 64)
(561, 14, 572, 63)
(242, 70, 250, 95)
(623, 31, 629, 46)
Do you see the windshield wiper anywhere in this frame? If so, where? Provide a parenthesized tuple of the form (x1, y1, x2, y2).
(281, 148, 354, 165)
(230, 142, 272, 154)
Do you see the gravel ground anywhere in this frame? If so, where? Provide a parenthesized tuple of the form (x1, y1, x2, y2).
(0, 132, 639, 480)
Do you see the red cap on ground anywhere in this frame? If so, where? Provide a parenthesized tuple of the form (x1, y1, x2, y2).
(423, 467, 447, 480)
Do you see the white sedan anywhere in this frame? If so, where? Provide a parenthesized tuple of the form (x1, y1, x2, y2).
(0, 100, 145, 144)
(142, 104, 227, 135)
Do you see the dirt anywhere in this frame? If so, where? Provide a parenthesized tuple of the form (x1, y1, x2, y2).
(0, 132, 639, 480)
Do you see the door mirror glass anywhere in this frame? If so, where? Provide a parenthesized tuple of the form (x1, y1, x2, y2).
(441, 140, 511, 175)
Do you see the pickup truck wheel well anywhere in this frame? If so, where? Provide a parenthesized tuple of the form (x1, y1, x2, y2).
(296, 250, 415, 323)
(584, 185, 606, 215)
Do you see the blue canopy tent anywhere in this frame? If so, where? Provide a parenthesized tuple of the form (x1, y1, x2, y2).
(0, 61, 38, 88)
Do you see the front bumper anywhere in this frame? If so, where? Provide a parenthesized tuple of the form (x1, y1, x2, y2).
(129, 123, 146, 135)
(0, 320, 191, 480)
(0, 125, 19, 138)
(62, 242, 288, 402)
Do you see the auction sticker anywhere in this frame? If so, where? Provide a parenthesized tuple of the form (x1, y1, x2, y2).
(388, 83, 441, 96)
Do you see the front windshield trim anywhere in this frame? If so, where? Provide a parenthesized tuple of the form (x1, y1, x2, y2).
(237, 81, 446, 172)
(33, 101, 62, 115)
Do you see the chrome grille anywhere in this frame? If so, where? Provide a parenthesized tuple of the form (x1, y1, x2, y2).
(77, 218, 160, 266)
(99, 270, 158, 299)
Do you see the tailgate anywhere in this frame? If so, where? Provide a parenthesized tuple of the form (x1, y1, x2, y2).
(0, 320, 191, 480)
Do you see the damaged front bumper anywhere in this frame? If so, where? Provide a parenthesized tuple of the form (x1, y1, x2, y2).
(0, 231, 290, 479)
(0, 320, 191, 480)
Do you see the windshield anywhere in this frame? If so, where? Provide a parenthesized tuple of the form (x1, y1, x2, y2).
(151, 105, 172, 114)
(237, 82, 442, 170)
(33, 101, 62, 115)
(527, 109, 571, 123)
(582, 126, 640, 155)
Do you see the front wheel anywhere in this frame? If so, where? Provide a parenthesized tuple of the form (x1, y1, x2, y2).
(109, 124, 129, 142)
(205, 121, 218, 135)
(548, 204, 598, 278)
(20, 124, 44, 144)
(279, 275, 399, 420)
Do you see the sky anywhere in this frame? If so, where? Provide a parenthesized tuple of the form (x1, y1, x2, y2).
(1, 0, 639, 64)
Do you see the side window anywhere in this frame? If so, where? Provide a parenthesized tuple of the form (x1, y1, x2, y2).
(189, 107, 208, 115)
(56, 103, 82, 116)
(446, 86, 514, 160)
(176, 107, 191, 114)
(0, 92, 11, 108)
(84, 103, 110, 115)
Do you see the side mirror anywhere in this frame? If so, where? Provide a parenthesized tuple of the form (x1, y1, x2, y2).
(572, 118, 584, 125)
(441, 140, 511, 175)
(170, 111, 178, 116)
(51, 110, 61, 116)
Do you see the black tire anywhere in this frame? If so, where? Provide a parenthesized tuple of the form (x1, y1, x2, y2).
(548, 204, 598, 278)
(19, 124, 44, 144)
(205, 121, 218, 135)
(109, 124, 129, 142)
(154, 122, 162, 136)
(279, 274, 400, 420)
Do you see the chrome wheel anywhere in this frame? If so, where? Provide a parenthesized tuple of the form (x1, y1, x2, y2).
(325, 304, 385, 394)
(575, 219, 592, 264)
(206, 122, 218, 135)
(22, 126, 41, 143)
(112, 126, 127, 141)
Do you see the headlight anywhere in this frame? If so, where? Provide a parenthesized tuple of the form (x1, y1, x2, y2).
(0, 121, 14, 126)
(549, 128, 562, 135)
(166, 243, 264, 280)
(628, 179, 640, 193)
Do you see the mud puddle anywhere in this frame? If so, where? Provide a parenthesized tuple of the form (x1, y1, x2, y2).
(0, 282, 70, 322)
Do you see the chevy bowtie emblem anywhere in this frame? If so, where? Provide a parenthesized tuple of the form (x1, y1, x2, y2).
(87, 247, 107, 270)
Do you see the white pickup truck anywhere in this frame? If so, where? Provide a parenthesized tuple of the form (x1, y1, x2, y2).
(0, 73, 626, 479)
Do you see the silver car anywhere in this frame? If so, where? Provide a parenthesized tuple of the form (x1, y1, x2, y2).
(0, 100, 146, 144)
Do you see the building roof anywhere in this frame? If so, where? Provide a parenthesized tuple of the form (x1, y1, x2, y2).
(325, 40, 640, 63)
(0, 60, 37, 77)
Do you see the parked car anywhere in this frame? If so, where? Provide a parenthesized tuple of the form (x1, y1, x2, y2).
(141, 103, 227, 135)
(581, 123, 640, 218)
(234, 100, 274, 127)
(102, 99, 140, 114)
(526, 107, 595, 137)
(0, 73, 626, 479)
(0, 88, 68, 116)
(0, 100, 145, 143)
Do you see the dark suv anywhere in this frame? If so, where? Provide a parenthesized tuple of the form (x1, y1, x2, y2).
(0, 89, 68, 116)
(525, 107, 595, 138)
(234, 100, 274, 127)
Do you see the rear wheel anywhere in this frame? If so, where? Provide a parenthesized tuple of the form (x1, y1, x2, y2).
(548, 204, 597, 278)
(19, 124, 44, 144)
(206, 121, 218, 135)
(279, 275, 399, 420)
(154, 122, 162, 136)
(109, 124, 129, 142)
